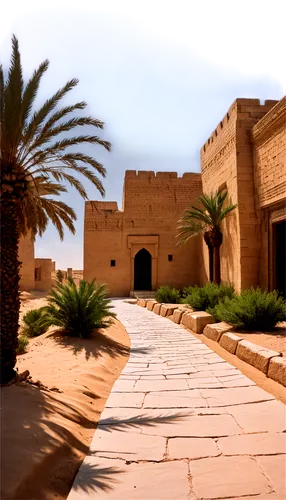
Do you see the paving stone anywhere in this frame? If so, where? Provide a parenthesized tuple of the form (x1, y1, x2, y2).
(203, 322, 232, 342)
(186, 377, 223, 389)
(112, 379, 136, 392)
(256, 455, 286, 497)
(142, 413, 241, 437)
(134, 378, 188, 392)
(90, 429, 166, 461)
(68, 457, 190, 500)
(144, 389, 208, 408)
(268, 356, 286, 386)
(190, 456, 271, 499)
(105, 392, 145, 408)
(201, 385, 274, 407)
(218, 432, 286, 456)
(168, 437, 219, 459)
(227, 400, 286, 433)
(163, 367, 197, 375)
(222, 377, 256, 387)
(236, 340, 282, 374)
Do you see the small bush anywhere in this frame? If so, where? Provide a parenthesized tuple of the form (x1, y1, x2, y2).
(17, 335, 29, 354)
(155, 285, 181, 304)
(183, 282, 235, 315)
(22, 308, 49, 337)
(44, 277, 116, 338)
(213, 287, 286, 330)
(181, 286, 194, 298)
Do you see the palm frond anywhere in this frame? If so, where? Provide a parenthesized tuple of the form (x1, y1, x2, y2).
(3, 35, 23, 159)
(27, 116, 107, 152)
(22, 78, 79, 147)
(21, 59, 49, 128)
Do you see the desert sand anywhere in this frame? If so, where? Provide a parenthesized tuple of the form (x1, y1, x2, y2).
(1, 294, 130, 500)
(235, 322, 286, 355)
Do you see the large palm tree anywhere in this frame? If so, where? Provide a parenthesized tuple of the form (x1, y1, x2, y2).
(177, 190, 237, 285)
(0, 36, 111, 384)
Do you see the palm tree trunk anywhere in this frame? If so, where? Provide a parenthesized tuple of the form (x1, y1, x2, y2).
(214, 244, 221, 285)
(208, 244, 214, 282)
(0, 199, 21, 384)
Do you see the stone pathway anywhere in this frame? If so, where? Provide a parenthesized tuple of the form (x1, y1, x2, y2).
(68, 301, 286, 500)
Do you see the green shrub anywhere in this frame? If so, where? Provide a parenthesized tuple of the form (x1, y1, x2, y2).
(155, 285, 181, 303)
(183, 282, 235, 315)
(213, 287, 286, 330)
(17, 334, 29, 354)
(22, 308, 50, 337)
(181, 286, 194, 298)
(44, 277, 116, 338)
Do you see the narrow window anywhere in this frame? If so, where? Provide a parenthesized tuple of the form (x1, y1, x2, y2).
(168, 254, 173, 262)
(110, 260, 116, 267)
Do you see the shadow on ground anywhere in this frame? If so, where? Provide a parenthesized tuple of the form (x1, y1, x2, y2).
(1, 381, 189, 499)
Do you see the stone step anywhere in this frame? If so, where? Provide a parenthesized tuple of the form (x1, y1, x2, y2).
(130, 290, 156, 298)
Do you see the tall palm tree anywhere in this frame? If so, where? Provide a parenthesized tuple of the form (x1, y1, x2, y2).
(0, 36, 111, 384)
(177, 190, 237, 285)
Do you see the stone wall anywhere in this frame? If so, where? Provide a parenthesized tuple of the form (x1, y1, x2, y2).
(252, 98, 286, 290)
(200, 98, 279, 292)
(84, 171, 202, 296)
(34, 258, 52, 291)
(19, 235, 35, 291)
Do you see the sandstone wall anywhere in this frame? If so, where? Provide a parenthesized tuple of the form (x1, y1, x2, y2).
(18, 235, 35, 291)
(252, 97, 286, 290)
(84, 171, 202, 296)
(200, 98, 278, 291)
(34, 258, 52, 291)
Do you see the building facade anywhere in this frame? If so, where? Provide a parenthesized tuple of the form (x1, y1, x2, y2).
(83, 97, 285, 297)
(200, 97, 285, 294)
(84, 172, 202, 296)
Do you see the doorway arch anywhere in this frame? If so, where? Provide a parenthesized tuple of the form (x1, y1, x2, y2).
(134, 248, 152, 290)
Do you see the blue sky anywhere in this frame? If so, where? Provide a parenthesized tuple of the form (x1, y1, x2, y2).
(1, 0, 285, 268)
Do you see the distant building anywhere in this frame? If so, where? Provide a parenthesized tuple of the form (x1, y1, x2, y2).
(18, 235, 54, 292)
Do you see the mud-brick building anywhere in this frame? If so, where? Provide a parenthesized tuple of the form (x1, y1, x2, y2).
(84, 172, 202, 296)
(84, 97, 285, 297)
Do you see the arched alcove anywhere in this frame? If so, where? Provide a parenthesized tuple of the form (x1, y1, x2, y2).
(134, 248, 152, 290)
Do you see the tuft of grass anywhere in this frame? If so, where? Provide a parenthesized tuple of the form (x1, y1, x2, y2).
(213, 287, 286, 330)
(22, 308, 50, 337)
(155, 285, 181, 304)
(17, 335, 29, 354)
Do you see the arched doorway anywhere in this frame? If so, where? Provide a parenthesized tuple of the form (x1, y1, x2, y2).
(134, 248, 152, 290)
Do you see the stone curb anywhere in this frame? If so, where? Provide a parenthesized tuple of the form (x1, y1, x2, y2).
(135, 301, 285, 387)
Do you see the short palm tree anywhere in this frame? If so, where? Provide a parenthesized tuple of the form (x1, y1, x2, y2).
(177, 190, 237, 285)
(44, 278, 116, 337)
(0, 36, 111, 384)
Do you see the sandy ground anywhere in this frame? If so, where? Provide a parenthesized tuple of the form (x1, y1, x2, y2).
(1, 295, 130, 500)
(235, 322, 286, 355)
